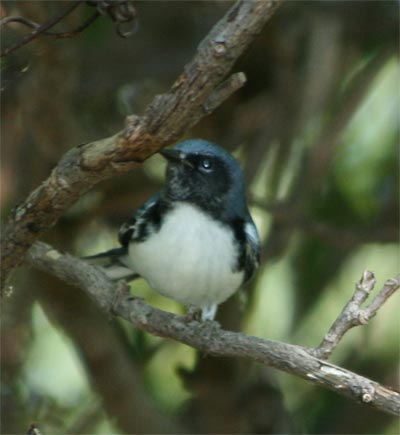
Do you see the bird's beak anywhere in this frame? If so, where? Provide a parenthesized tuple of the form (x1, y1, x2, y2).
(159, 149, 193, 167)
(159, 149, 182, 162)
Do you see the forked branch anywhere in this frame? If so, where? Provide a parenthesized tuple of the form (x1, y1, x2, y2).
(26, 241, 400, 417)
(312, 270, 400, 360)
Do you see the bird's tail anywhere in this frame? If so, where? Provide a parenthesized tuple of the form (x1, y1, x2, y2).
(83, 247, 139, 281)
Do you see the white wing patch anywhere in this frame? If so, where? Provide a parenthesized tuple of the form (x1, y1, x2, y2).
(244, 221, 259, 246)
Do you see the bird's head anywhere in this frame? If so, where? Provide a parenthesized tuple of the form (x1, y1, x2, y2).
(159, 139, 247, 219)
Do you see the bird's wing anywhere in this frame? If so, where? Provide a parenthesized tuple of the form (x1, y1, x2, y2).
(118, 193, 162, 247)
(242, 219, 261, 283)
(83, 194, 162, 282)
(83, 247, 139, 281)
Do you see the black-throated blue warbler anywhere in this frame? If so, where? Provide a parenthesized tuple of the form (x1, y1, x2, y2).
(87, 139, 260, 320)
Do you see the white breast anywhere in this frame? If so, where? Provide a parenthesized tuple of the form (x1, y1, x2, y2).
(126, 202, 244, 309)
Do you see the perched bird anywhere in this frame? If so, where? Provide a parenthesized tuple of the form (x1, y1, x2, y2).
(87, 139, 260, 320)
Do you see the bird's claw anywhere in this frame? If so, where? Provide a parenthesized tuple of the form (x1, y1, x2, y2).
(110, 280, 131, 316)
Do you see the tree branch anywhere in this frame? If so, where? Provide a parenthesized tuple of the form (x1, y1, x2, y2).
(312, 270, 400, 360)
(0, 1, 85, 57)
(1, 0, 283, 293)
(26, 241, 400, 417)
(0, 1, 138, 57)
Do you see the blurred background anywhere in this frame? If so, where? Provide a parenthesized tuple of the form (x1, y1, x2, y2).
(1, 1, 399, 434)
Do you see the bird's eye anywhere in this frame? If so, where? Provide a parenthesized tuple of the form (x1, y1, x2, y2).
(200, 158, 213, 172)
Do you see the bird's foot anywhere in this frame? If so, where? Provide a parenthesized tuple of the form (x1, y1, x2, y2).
(110, 280, 132, 317)
(197, 319, 221, 353)
(184, 305, 202, 322)
(184, 305, 221, 341)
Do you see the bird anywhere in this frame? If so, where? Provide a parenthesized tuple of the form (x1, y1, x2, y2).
(86, 139, 260, 321)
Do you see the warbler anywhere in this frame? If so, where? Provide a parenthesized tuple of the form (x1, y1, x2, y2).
(87, 139, 260, 320)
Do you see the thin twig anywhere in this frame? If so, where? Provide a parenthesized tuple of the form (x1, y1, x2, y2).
(26, 241, 400, 417)
(0, 0, 138, 50)
(312, 271, 400, 360)
(0, 12, 100, 39)
(361, 277, 400, 320)
(0, 1, 84, 58)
